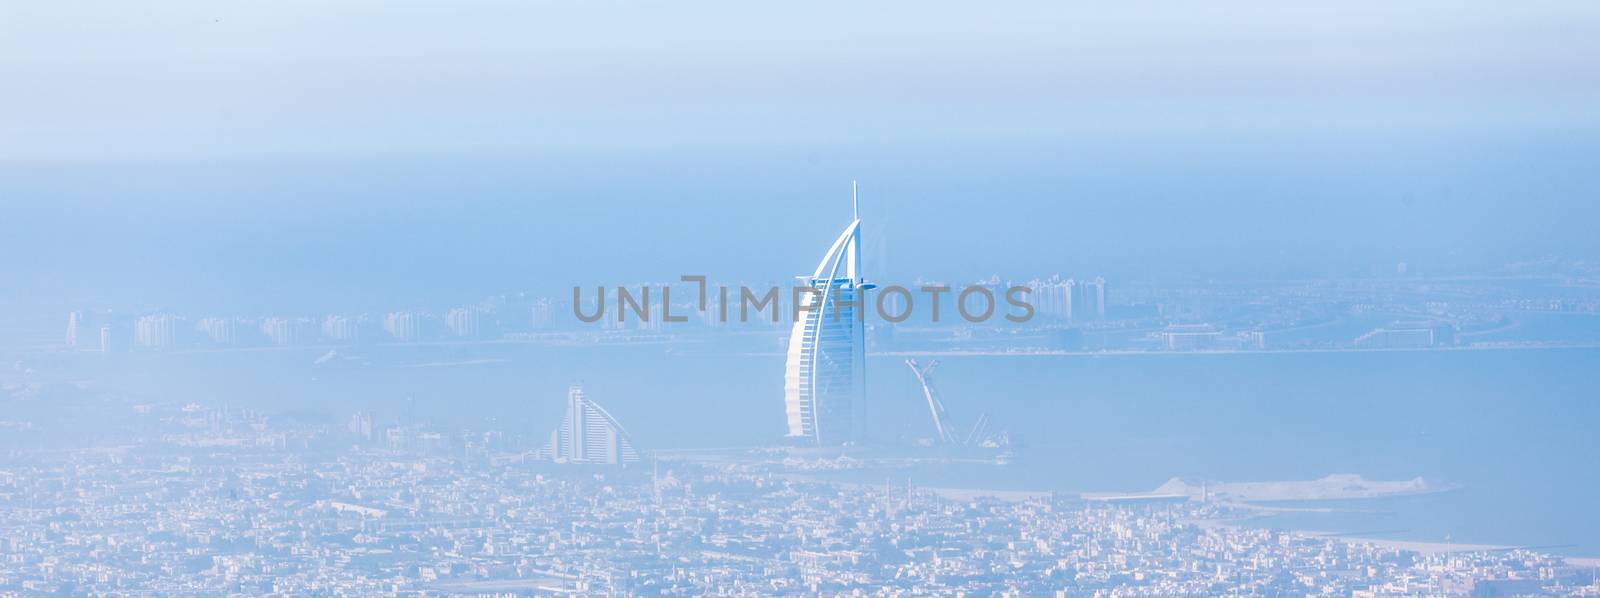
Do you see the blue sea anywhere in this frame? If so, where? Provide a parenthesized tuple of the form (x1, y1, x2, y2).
(25, 342, 1600, 556)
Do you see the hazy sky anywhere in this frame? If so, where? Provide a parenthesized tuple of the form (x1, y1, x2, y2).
(4, 1, 1598, 162)
(4, 1, 1600, 331)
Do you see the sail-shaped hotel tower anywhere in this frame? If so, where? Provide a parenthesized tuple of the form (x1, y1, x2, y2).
(783, 184, 871, 446)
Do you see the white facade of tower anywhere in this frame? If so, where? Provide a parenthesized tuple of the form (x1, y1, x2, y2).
(783, 188, 870, 446)
(543, 384, 640, 465)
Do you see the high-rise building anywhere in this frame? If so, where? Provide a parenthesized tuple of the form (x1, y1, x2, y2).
(384, 311, 424, 342)
(1092, 275, 1107, 319)
(1027, 276, 1074, 321)
(134, 314, 181, 348)
(347, 412, 373, 440)
(975, 274, 1004, 299)
(196, 317, 245, 345)
(530, 298, 552, 331)
(701, 303, 721, 328)
(66, 311, 80, 348)
(1073, 277, 1107, 321)
(322, 315, 363, 343)
(99, 326, 111, 353)
(445, 306, 482, 338)
(259, 317, 312, 345)
(540, 384, 641, 465)
(783, 185, 871, 446)
(1063, 278, 1077, 321)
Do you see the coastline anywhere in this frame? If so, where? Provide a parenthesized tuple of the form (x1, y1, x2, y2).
(1271, 526, 1598, 566)
(712, 342, 1600, 359)
(809, 475, 1600, 562)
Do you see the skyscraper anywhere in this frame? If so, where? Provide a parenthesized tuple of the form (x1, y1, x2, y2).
(322, 315, 363, 343)
(445, 306, 482, 337)
(134, 314, 181, 348)
(783, 184, 871, 446)
(259, 317, 312, 345)
(196, 317, 245, 346)
(530, 298, 552, 330)
(384, 311, 424, 342)
(66, 311, 80, 348)
(1027, 276, 1074, 321)
(1092, 275, 1107, 319)
(541, 384, 641, 465)
(1064, 278, 1077, 321)
(347, 411, 373, 440)
(1073, 277, 1107, 321)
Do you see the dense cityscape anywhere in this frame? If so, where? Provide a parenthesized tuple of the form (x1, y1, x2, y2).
(8, 1, 1600, 594)
(7, 201, 1599, 597)
(9, 217, 1600, 597)
(2, 396, 1596, 596)
(5, 247, 1600, 596)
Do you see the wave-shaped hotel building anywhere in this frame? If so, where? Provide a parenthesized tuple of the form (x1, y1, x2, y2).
(783, 185, 872, 446)
(541, 384, 641, 465)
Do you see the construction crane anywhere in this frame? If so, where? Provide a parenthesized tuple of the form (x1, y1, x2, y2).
(904, 359, 957, 445)
(906, 359, 1005, 449)
(964, 413, 990, 447)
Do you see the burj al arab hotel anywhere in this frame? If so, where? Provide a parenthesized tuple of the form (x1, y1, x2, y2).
(783, 183, 872, 446)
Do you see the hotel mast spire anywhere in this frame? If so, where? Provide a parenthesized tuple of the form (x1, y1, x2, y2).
(852, 179, 859, 221)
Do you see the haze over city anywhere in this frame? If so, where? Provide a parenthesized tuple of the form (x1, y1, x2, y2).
(4, 1, 1599, 595)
